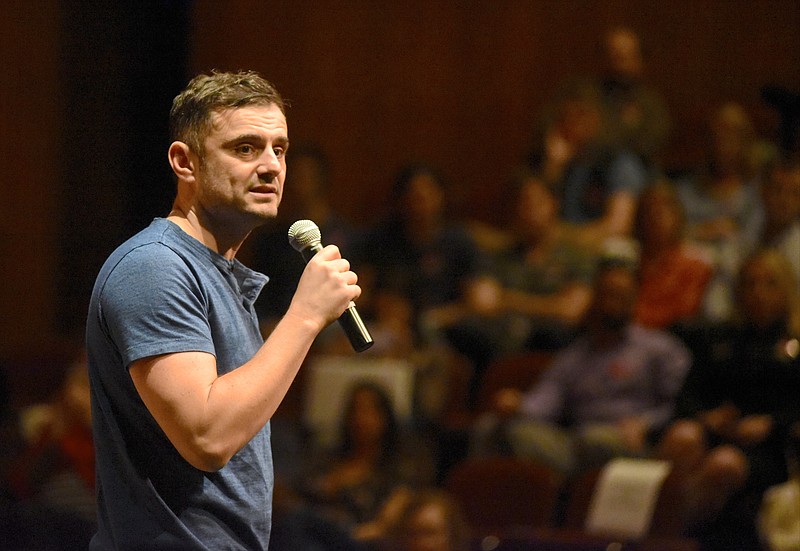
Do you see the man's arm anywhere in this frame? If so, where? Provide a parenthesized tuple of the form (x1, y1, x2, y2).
(571, 190, 637, 249)
(643, 336, 693, 431)
(130, 245, 358, 472)
(502, 282, 593, 325)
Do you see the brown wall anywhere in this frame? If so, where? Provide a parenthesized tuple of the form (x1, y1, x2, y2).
(1, 1, 62, 359)
(191, 0, 800, 224)
(2, 0, 799, 373)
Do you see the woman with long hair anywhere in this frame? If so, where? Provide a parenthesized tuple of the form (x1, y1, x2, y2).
(657, 248, 800, 548)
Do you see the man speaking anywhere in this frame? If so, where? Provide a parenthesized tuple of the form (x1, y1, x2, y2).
(86, 70, 363, 549)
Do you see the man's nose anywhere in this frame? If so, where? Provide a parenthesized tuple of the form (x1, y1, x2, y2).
(258, 150, 282, 180)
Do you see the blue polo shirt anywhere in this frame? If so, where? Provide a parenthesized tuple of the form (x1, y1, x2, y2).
(86, 218, 272, 550)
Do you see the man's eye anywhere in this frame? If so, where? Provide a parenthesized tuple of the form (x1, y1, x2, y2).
(274, 147, 286, 159)
(235, 144, 255, 156)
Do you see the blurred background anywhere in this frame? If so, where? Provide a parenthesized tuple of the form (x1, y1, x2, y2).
(1, 0, 799, 404)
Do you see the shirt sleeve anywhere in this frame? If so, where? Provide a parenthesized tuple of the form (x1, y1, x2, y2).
(518, 354, 571, 422)
(607, 151, 648, 196)
(99, 243, 216, 369)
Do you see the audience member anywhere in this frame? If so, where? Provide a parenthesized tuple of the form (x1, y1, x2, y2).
(353, 162, 483, 341)
(5, 348, 96, 548)
(632, 180, 714, 330)
(657, 248, 800, 548)
(597, 26, 672, 167)
(527, 79, 652, 250)
(297, 381, 436, 534)
(357, 487, 471, 551)
(472, 244, 691, 478)
(675, 101, 770, 322)
(426, 170, 595, 399)
(757, 157, 800, 287)
(757, 423, 800, 551)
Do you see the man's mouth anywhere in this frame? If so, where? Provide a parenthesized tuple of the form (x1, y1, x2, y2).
(250, 184, 277, 196)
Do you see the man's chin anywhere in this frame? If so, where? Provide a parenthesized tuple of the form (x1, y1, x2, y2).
(248, 203, 280, 220)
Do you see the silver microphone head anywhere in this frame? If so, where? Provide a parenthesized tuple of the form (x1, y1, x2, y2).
(288, 219, 322, 252)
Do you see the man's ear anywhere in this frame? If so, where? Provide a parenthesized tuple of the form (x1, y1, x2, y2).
(168, 141, 197, 182)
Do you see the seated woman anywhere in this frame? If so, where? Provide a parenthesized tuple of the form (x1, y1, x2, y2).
(6, 347, 96, 549)
(657, 248, 800, 546)
(674, 102, 769, 322)
(632, 180, 713, 331)
(299, 381, 435, 532)
(356, 487, 471, 551)
(757, 157, 800, 286)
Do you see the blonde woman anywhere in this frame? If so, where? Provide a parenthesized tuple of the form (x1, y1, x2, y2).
(657, 248, 800, 547)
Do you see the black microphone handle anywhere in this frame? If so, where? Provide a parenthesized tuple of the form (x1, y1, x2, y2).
(301, 243, 374, 353)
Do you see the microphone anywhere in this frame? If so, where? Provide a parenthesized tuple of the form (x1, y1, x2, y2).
(288, 220, 374, 353)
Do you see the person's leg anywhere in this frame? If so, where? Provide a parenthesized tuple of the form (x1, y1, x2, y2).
(656, 420, 749, 530)
(506, 420, 577, 476)
(656, 419, 707, 478)
(689, 445, 749, 520)
(574, 423, 638, 474)
(470, 413, 511, 457)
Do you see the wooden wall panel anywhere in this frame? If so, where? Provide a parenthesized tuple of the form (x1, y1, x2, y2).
(2, 0, 798, 366)
(190, 0, 800, 225)
(0, 1, 61, 358)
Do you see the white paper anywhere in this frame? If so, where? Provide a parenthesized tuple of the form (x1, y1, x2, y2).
(585, 457, 672, 539)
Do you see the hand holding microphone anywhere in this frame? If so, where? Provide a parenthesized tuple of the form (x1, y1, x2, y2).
(288, 220, 374, 352)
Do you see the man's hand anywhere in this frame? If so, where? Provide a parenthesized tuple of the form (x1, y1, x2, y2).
(734, 414, 774, 447)
(617, 417, 648, 453)
(700, 402, 741, 439)
(287, 244, 361, 332)
(465, 276, 503, 316)
(493, 388, 522, 418)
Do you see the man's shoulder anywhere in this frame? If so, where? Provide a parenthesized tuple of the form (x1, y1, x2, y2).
(95, 220, 199, 295)
(105, 218, 175, 259)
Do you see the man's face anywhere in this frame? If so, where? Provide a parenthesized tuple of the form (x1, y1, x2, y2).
(193, 103, 288, 228)
(403, 173, 444, 224)
(605, 29, 643, 80)
(763, 167, 800, 227)
(739, 258, 788, 330)
(592, 266, 637, 329)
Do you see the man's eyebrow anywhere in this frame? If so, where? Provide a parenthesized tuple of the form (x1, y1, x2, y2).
(221, 134, 289, 148)
(222, 134, 267, 147)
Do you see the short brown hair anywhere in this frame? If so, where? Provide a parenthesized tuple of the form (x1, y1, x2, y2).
(169, 70, 285, 157)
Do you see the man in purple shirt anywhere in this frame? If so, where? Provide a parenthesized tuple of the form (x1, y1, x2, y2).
(474, 244, 691, 477)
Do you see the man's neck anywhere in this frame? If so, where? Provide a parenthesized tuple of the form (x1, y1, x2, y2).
(167, 208, 246, 261)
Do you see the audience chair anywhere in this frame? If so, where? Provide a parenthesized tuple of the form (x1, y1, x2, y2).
(475, 351, 554, 414)
(445, 456, 562, 537)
